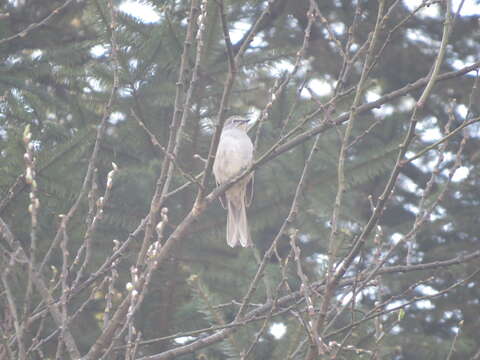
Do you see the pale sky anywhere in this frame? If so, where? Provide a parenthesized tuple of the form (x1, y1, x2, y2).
(119, 0, 480, 23)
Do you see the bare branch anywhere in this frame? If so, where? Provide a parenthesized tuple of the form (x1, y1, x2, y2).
(0, 0, 75, 45)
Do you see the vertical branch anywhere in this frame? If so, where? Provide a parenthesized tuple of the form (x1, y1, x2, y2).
(315, 4, 454, 345)
(137, 0, 200, 265)
(72, 162, 118, 288)
(195, 0, 282, 201)
(316, 0, 386, 335)
(92, 6, 212, 353)
(103, 239, 120, 328)
(83, 205, 168, 360)
(234, 133, 322, 322)
(407, 101, 455, 264)
(290, 231, 329, 355)
(323, 0, 454, 322)
(0, 218, 81, 359)
(107, 208, 168, 360)
(39, 0, 120, 273)
(253, 0, 317, 151)
(446, 321, 464, 360)
(417, 0, 452, 108)
(195, 0, 236, 203)
(2, 260, 26, 359)
(22, 124, 39, 326)
(54, 228, 69, 360)
(333, 0, 363, 95)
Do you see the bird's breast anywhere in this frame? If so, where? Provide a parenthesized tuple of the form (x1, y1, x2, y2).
(213, 131, 253, 184)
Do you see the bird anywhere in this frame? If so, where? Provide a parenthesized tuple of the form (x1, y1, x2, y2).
(213, 115, 254, 247)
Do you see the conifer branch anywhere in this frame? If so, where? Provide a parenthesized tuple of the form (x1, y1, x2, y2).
(0, 0, 75, 45)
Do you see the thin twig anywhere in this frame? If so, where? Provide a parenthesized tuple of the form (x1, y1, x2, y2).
(0, 0, 75, 45)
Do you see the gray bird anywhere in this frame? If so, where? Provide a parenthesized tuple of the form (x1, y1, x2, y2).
(213, 116, 254, 247)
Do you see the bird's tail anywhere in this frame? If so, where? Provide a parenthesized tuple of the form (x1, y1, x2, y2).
(226, 189, 251, 247)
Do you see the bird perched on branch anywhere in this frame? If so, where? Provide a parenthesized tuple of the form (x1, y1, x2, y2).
(213, 116, 254, 247)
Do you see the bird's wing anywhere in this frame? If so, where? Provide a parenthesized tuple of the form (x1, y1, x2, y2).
(246, 172, 254, 207)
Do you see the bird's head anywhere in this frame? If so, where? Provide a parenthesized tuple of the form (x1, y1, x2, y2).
(224, 116, 250, 131)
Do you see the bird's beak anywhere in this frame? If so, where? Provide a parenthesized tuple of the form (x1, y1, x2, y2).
(239, 119, 250, 131)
